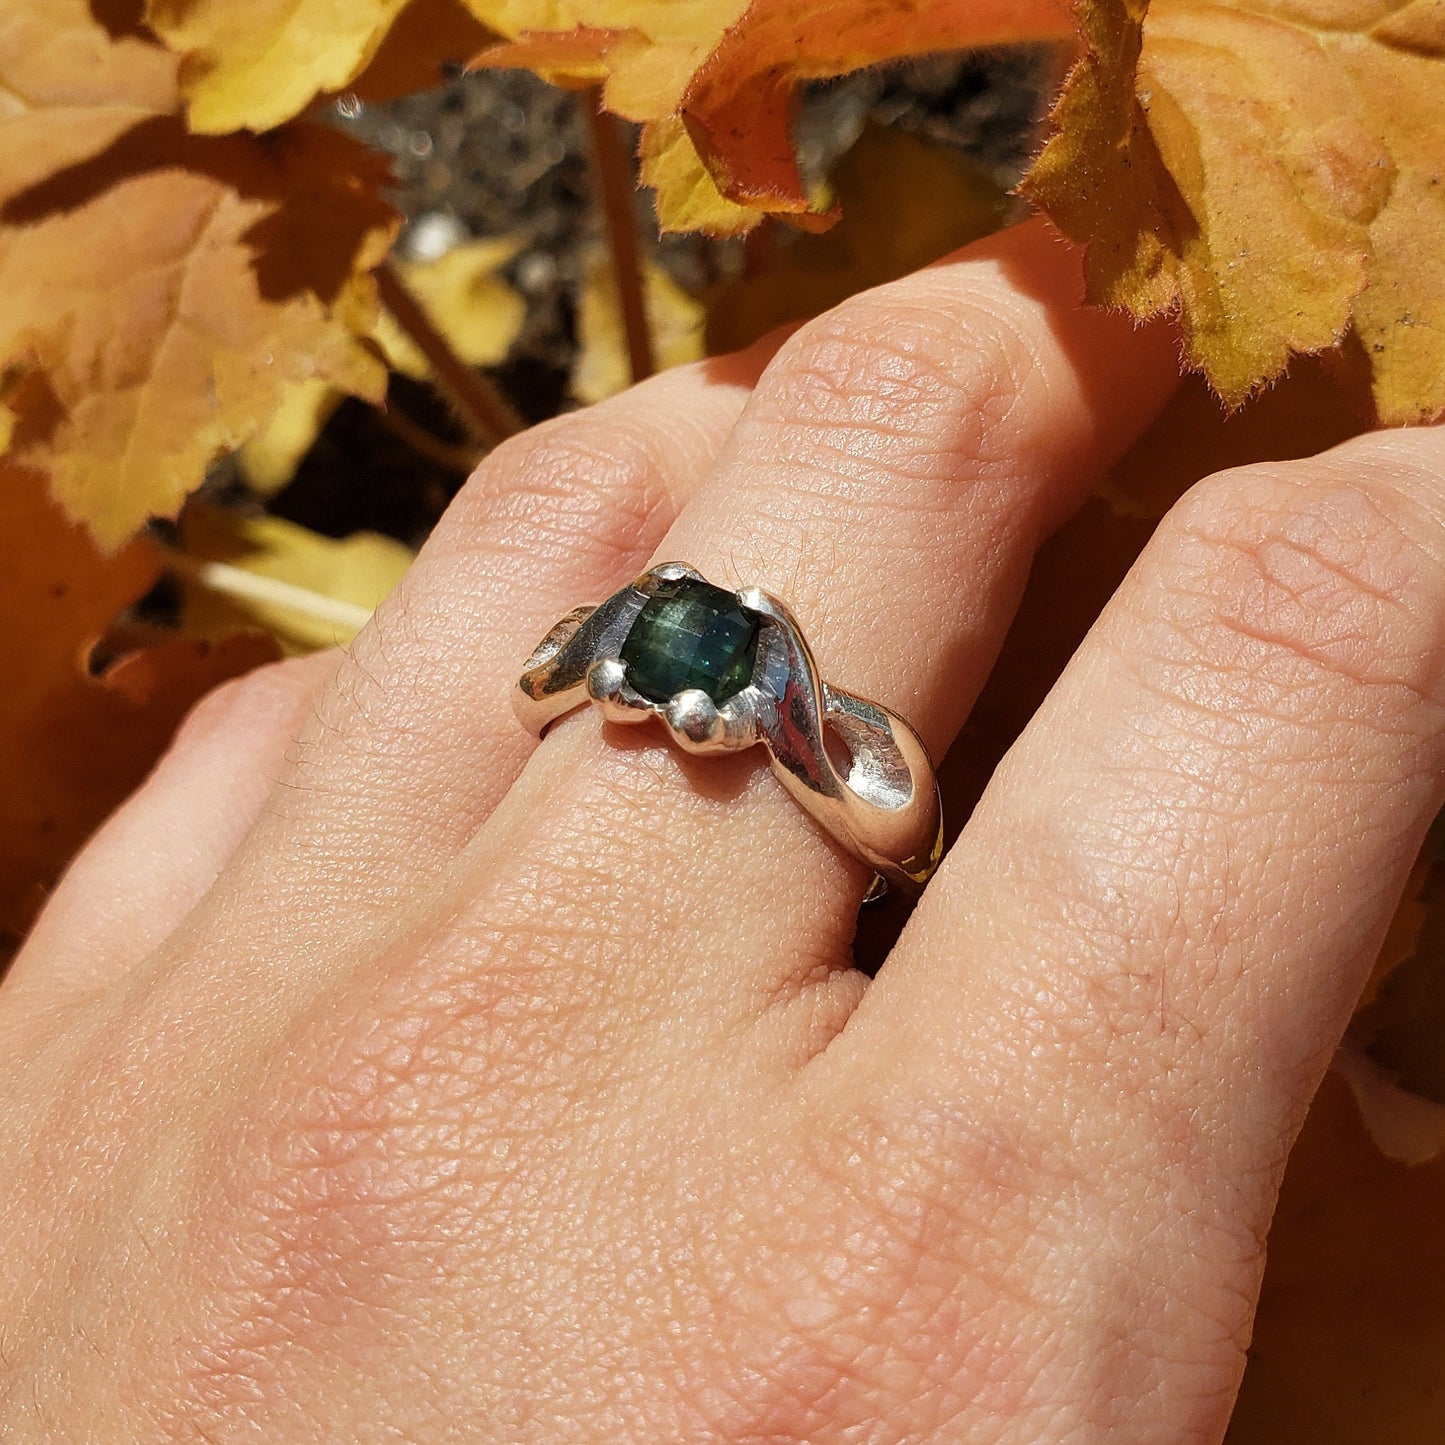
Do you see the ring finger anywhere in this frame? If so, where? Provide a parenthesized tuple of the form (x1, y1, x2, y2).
(466, 218, 1181, 1050)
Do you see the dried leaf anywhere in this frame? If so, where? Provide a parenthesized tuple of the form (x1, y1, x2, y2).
(472, 0, 1071, 231)
(707, 125, 1011, 354)
(145, 0, 411, 133)
(373, 237, 527, 381)
(0, 0, 399, 548)
(573, 254, 704, 404)
(1026, 0, 1445, 424)
(0, 463, 276, 940)
(1228, 1074, 1445, 1441)
(177, 505, 413, 653)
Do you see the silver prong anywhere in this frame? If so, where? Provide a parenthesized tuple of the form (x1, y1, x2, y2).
(652, 560, 706, 584)
(736, 586, 796, 626)
(587, 659, 648, 724)
(663, 689, 730, 753)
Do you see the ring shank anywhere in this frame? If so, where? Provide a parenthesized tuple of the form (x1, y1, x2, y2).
(516, 567, 942, 897)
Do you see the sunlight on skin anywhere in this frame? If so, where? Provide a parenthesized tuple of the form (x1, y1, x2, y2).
(3, 220, 1442, 1443)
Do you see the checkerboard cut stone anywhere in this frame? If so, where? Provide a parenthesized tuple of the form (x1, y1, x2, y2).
(620, 578, 760, 704)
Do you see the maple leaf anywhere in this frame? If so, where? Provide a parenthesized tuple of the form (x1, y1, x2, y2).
(0, 0, 399, 549)
(1025, 0, 1445, 425)
(0, 462, 276, 942)
(472, 0, 1072, 231)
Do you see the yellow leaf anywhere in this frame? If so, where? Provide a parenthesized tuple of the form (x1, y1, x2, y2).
(572, 253, 704, 404)
(1025, 0, 1445, 424)
(177, 505, 414, 653)
(1229, 1074, 1445, 1442)
(237, 377, 344, 496)
(639, 118, 766, 238)
(350, 0, 499, 105)
(707, 125, 1011, 354)
(145, 0, 411, 134)
(0, 0, 180, 199)
(0, 462, 277, 940)
(471, 0, 1072, 232)
(373, 237, 527, 381)
(0, 0, 399, 548)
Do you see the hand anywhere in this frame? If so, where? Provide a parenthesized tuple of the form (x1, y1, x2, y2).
(4, 217, 1441, 1443)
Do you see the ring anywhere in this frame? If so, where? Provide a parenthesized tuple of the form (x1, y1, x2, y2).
(514, 562, 943, 897)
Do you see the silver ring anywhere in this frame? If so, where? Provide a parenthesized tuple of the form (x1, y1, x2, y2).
(514, 562, 943, 897)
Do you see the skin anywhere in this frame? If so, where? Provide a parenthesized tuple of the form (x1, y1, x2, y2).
(2, 216, 1443, 1442)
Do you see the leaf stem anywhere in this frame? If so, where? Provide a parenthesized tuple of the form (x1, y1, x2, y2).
(164, 550, 375, 636)
(376, 262, 526, 445)
(583, 90, 655, 386)
(378, 404, 485, 475)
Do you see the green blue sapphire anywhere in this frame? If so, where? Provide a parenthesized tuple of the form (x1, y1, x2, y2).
(619, 577, 760, 705)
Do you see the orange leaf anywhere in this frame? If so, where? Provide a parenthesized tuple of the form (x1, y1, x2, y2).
(0, 0, 398, 548)
(1026, 0, 1445, 425)
(471, 0, 1072, 232)
(1229, 1073, 1445, 1441)
(681, 0, 1072, 216)
(0, 462, 276, 942)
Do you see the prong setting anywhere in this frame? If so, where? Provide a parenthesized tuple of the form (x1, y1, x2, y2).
(516, 562, 942, 896)
(663, 689, 726, 752)
(586, 658, 649, 724)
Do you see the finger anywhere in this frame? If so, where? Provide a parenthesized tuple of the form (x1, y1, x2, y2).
(3, 652, 334, 1011)
(468, 218, 1182, 1047)
(838, 428, 1445, 1440)
(166, 353, 771, 953)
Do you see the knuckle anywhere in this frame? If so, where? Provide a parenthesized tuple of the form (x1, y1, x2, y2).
(761, 287, 1030, 473)
(1157, 459, 1445, 711)
(437, 413, 672, 574)
(174, 654, 328, 748)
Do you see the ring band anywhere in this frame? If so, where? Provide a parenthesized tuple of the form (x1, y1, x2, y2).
(514, 563, 943, 897)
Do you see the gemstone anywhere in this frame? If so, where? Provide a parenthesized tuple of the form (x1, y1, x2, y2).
(620, 577, 760, 705)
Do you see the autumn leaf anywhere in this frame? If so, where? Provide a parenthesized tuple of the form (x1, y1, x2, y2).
(0, 462, 276, 941)
(0, 0, 399, 549)
(237, 377, 344, 495)
(706, 125, 1011, 354)
(1228, 1074, 1445, 1442)
(175, 504, 414, 653)
(145, 0, 409, 134)
(148, 0, 494, 131)
(573, 253, 704, 403)
(1025, 0, 1445, 425)
(473, 0, 1071, 231)
(638, 117, 765, 238)
(373, 236, 527, 382)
